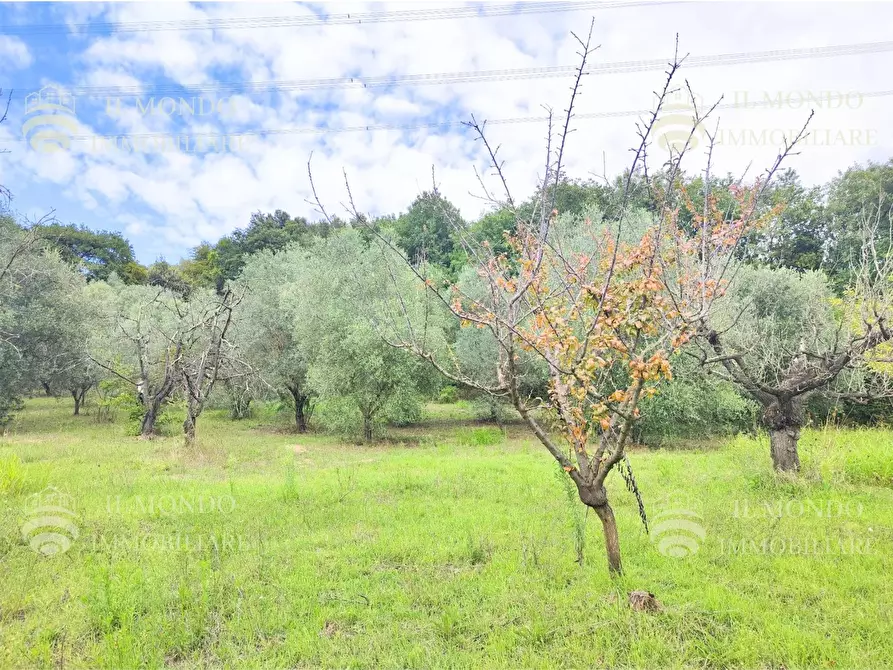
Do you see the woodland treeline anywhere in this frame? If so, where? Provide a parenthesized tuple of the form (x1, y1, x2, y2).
(3, 158, 891, 444)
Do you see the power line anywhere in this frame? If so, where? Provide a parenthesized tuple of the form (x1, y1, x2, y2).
(0, 1, 682, 35)
(19, 39, 893, 99)
(9, 87, 890, 146)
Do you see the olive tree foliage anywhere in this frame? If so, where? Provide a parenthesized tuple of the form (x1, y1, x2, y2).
(0, 214, 95, 423)
(88, 278, 191, 437)
(633, 355, 757, 445)
(452, 253, 549, 422)
(231, 245, 318, 431)
(89, 278, 240, 442)
(0, 217, 42, 425)
(38, 277, 104, 416)
(693, 258, 893, 472)
(299, 231, 443, 440)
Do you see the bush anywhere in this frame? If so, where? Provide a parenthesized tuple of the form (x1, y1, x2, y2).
(383, 392, 423, 427)
(469, 394, 515, 425)
(94, 376, 135, 424)
(313, 397, 365, 438)
(635, 358, 758, 446)
(806, 391, 893, 428)
(436, 385, 459, 404)
(314, 390, 423, 439)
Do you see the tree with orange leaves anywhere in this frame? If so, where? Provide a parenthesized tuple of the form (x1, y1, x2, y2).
(328, 26, 809, 576)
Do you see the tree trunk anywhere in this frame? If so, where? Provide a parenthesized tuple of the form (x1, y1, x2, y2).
(574, 481, 624, 577)
(769, 427, 801, 472)
(42, 382, 53, 397)
(295, 401, 307, 433)
(762, 397, 804, 473)
(362, 413, 374, 441)
(71, 386, 88, 416)
(592, 502, 623, 576)
(287, 386, 309, 433)
(183, 413, 197, 446)
(140, 405, 159, 437)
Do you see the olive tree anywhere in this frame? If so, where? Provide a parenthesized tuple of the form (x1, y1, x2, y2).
(694, 260, 893, 472)
(175, 288, 240, 445)
(233, 245, 317, 432)
(0, 215, 91, 422)
(89, 279, 189, 436)
(300, 231, 442, 440)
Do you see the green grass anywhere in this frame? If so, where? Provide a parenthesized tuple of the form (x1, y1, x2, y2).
(1, 397, 892, 668)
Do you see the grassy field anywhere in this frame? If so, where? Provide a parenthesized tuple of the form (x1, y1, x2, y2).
(1, 398, 892, 669)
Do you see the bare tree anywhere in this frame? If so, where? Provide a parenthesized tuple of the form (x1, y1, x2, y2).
(0, 88, 12, 206)
(91, 285, 189, 437)
(314, 28, 808, 576)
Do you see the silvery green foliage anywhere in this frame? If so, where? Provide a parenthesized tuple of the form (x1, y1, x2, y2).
(635, 355, 758, 444)
(0, 216, 94, 422)
(444, 206, 652, 414)
(714, 266, 841, 388)
(265, 229, 443, 439)
(232, 243, 317, 409)
(451, 263, 548, 396)
(88, 277, 183, 378)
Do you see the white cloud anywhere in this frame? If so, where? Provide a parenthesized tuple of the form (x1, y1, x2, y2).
(5, 0, 893, 262)
(0, 35, 32, 70)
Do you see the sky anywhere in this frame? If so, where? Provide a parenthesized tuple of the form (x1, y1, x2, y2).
(0, 0, 891, 265)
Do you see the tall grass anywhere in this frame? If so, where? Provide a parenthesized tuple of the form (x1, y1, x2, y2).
(0, 398, 890, 668)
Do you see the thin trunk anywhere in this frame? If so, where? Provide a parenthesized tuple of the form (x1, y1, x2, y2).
(295, 400, 307, 433)
(42, 382, 52, 397)
(183, 413, 197, 446)
(362, 412, 373, 441)
(75, 386, 89, 415)
(593, 502, 623, 576)
(572, 481, 624, 576)
(769, 427, 801, 472)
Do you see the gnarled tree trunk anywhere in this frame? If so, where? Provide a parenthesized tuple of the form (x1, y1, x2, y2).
(140, 404, 159, 437)
(70, 386, 89, 416)
(762, 397, 805, 473)
(140, 391, 170, 438)
(769, 427, 801, 472)
(287, 385, 309, 433)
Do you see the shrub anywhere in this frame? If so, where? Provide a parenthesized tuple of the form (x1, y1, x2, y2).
(635, 358, 758, 446)
(436, 385, 459, 404)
